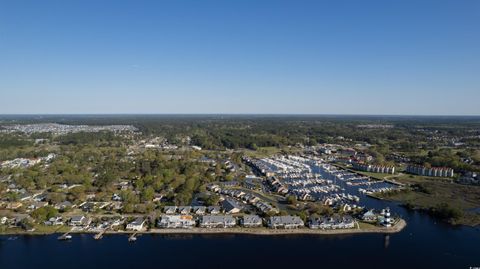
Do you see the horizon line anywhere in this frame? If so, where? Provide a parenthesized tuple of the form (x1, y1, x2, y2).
(1, 113, 480, 117)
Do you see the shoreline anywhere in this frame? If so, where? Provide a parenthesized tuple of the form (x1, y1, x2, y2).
(0, 219, 406, 237)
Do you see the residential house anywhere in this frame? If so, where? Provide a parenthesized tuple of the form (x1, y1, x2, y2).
(221, 198, 242, 214)
(126, 217, 146, 231)
(55, 201, 73, 210)
(44, 216, 63, 226)
(157, 215, 195, 229)
(199, 215, 236, 228)
(309, 216, 355, 230)
(69, 215, 90, 226)
(268, 216, 304, 229)
(241, 215, 263, 228)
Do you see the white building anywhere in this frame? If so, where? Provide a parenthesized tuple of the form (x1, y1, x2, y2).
(126, 217, 146, 231)
(199, 215, 236, 228)
(268, 216, 304, 229)
(157, 215, 195, 229)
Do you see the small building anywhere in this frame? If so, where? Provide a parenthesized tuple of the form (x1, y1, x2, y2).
(362, 210, 377, 222)
(200, 215, 236, 228)
(158, 215, 195, 229)
(126, 217, 146, 231)
(241, 215, 263, 228)
(268, 216, 304, 229)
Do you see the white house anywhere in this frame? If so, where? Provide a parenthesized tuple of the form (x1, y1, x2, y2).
(157, 215, 195, 229)
(126, 217, 146, 231)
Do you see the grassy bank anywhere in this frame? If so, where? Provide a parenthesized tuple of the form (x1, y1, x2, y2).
(377, 177, 480, 226)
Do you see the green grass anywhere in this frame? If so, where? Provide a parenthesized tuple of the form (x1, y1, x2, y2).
(357, 221, 377, 229)
(379, 179, 480, 226)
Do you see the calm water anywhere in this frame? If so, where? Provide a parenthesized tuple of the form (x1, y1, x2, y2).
(1, 204, 479, 269)
(1, 168, 479, 269)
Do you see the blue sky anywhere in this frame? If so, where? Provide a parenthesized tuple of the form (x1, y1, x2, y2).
(1, 0, 479, 115)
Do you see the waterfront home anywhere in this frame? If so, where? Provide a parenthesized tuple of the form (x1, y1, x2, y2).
(164, 206, 178, 214)
(193, 206, 206, 215)
(241, 215, 263, 228)
(126, 217, 146, 231)
(44, 216, 63, 226)
(69, 215, 90, 226)
(221, 198, 242, 214)
(157, 215, 195, 229)
(309, 216, 355, 230)
(208, 206, 221, 214)
(362, 210, 377, 222)
(200, 215, 236, 228)
(268, 216, 304, 229)
(178, 206, 192, 215)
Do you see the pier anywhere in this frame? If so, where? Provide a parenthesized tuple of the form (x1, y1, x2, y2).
(57, 232, 72, 240)
(94, 229, 106, 240)
(128, 232, 138, 242)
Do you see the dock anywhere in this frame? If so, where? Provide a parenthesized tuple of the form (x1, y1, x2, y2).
(128, 232, 138, 242)
(57, 232, 72, 240)
(94, 229, 106, 240)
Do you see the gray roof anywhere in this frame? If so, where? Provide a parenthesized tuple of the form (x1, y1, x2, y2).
(201, 215, 236, 224)
(208, 206, 221, 212)
(243, 215, 262, 224)
(130, 217, 145, 226)
(269, 216, 304, 226)
(221, 198, 242, 212)
(70, 215, 84, 222)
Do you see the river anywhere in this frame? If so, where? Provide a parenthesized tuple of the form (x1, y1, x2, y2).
(1, 197, 479, 269)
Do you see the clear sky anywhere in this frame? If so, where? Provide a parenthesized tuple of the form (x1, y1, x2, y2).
(0, 0, 479, 115)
